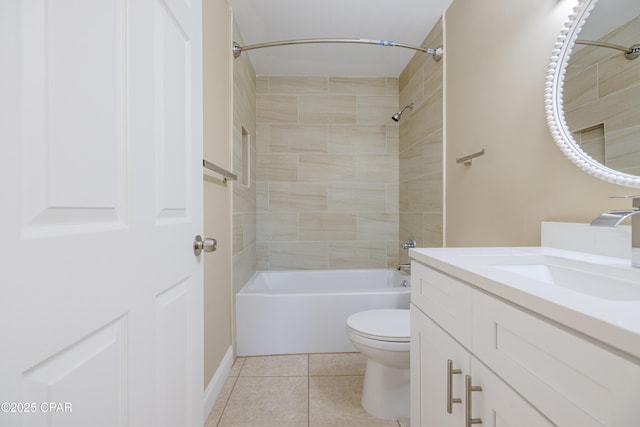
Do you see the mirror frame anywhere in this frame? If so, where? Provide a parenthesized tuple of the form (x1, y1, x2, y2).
(546, 0, 640, 188)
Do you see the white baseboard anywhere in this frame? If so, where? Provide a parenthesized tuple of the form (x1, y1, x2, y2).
(203, 346, 234, 420)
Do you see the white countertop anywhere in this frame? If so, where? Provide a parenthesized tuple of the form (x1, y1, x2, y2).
(410, 246, 640, 360)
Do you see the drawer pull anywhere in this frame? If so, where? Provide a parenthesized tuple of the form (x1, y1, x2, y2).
(465, 375, 483, 427)
(447, 359, 462, 413)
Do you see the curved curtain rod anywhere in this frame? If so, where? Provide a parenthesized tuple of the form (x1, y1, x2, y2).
(575, 39, 640, 60)
(232, 39, 443, 61)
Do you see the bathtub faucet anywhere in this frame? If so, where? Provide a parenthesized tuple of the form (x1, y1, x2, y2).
(591, 195, 640, 267)
(397, 263, 411, 272)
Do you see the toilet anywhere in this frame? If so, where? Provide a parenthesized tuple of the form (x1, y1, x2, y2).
(346, 308, 410, 420)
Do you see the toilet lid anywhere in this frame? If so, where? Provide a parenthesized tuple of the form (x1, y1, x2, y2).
(346, 309, 410, 342)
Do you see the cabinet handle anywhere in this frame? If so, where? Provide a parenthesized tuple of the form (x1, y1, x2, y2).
(447, 359, 462, 414)
(465, 375, 483, 427)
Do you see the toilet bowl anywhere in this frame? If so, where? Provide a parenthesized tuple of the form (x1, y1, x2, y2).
(346, 308, 410, 420)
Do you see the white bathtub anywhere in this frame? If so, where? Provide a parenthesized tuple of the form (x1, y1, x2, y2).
(236, 269, 411, 356)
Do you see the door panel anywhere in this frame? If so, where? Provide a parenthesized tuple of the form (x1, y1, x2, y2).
(0, 0, 203, 426)
(20, 0, 126, 236)
(155, 0, 190, 222)
(23, 319, 127, 427)
(156, 278, 194, 427)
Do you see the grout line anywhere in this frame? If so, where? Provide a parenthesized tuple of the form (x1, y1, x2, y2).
(307, 353, 310, 427)
(214, 357, 245, 427)
(238, 374, 309, 378)
(215, 374, 240, 427)
(236, 373, 365, 378)
(308, 373, 366, 377)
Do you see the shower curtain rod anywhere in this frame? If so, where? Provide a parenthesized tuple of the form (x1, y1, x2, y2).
(232, 39, 443, 61)
(575, 39, 640, 60)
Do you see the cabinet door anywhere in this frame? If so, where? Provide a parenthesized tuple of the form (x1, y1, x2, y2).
(469, 358, 554, 427)
(411, 305, 470, 427)
(473, 290, 640, 426)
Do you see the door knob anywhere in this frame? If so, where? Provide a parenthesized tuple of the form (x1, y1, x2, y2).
(193, 235, 217, 255)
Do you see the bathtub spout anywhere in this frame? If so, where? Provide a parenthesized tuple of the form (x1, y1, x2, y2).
(397, 264, 411, 272)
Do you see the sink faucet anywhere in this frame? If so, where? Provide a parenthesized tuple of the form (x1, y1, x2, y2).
(591, 195, 640, 267)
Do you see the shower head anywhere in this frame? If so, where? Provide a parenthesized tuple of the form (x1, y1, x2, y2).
(392, 103, 414, 122)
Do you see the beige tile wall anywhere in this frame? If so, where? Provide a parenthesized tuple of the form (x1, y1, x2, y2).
(398, 19, 444, 263)
(232, 22, 257, 293)
(256, 77, 399, 270)
(564, 15, 640, 176)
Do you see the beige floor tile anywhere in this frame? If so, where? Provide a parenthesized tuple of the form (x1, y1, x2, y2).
(240, 354, 308, 377)
(229, 357, 245, 377)
(205, 375, 238, 427)
(397, 418, 410, 427)
(218, 376, 308, 427)
(309, 352, 366, 376)
(309, 376, 398, 427)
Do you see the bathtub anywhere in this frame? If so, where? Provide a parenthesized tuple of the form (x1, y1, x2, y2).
(236, 269, 411, 356)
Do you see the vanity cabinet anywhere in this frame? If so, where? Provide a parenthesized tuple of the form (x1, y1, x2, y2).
(411, 309, 553, 427)
(410, 260, 640, 427)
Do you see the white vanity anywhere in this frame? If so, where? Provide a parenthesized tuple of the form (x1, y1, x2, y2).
(409, 224, 640, 426)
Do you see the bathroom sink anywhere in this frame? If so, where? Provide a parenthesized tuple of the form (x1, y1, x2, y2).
(459, 254, 640, 301)
(410, 245, 640, 362)
(493, 262, 640, 300)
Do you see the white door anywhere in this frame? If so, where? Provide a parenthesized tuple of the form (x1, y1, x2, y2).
(0, 0, 203, 426)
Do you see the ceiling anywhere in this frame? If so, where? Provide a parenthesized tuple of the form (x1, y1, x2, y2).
(227, 0, 454, 77)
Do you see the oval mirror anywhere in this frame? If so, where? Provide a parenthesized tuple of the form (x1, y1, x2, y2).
(546, 0, 640, 187)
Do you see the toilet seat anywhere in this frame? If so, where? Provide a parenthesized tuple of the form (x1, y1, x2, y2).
(346, 309, 409, 343)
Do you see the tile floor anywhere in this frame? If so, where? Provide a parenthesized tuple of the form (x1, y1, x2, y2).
(205, 353, 410, 427)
